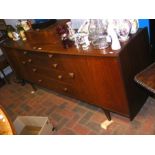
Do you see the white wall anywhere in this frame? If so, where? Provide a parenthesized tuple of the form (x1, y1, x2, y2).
(4, 19, 19, 28)
(71, 19, 86, 29)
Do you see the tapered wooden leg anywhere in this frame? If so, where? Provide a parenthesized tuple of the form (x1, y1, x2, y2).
(31, 83, 37, 91)
(150, 93, 155, 99)
(0, 77, 5, 87)
(13, 76, 26, 86)
(103, 109, 111, 121)
(21, 79, 26, 86)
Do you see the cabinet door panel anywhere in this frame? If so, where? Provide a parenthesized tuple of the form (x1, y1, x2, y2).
(85, 57, 129, 115)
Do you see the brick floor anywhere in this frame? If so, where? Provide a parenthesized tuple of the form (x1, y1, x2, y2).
(1, 75, 155, 135)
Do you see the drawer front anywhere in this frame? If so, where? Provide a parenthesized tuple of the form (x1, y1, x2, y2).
(16, 50, 84, 74)
(16, 50, 102, 104)
(18, 51, 96, 102)
(11, 49, 129, 116)
(25, 63, 76, 84)
(17, 50, 66, 71)
(24, 70, 78, 97)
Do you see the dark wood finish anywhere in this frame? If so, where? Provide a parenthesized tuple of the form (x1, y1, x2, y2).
(119, 29, 152, 119)
(135, 63, 155, 94)
(0, 24, 151, 120)
(0, 77, 5, 87)
(103, 110, 111, 121)
(149, 19, 155, 60)
(25, 20, 68, 45)
(30, 83, 37, 91)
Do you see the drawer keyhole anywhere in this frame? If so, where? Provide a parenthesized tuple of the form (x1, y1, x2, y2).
(52, 63, 58, 68)
(48, 54, 53, 58)
(22, 61, 26, 65)
(64, 88, 68, 92)
(68, 72, 74, 78)
(38, 47, 42, 50)
(32, 68, 37, 72)
(28, 59, 32, 63)
(23, 51, 28, 55)
(58, 75, 63, 79)
(38, 79, 42, 83)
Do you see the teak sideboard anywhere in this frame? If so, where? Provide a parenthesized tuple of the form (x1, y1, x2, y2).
(0, 26, 151, 121)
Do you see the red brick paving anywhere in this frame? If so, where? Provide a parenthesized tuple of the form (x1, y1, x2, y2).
(91, 112, 107, 123)
(73, 124, 90, 135)
(0, 75, 155, 135)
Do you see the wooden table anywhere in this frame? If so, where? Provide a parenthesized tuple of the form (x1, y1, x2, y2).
(0, 106, 15, 135)
(135, 63, 155, 94)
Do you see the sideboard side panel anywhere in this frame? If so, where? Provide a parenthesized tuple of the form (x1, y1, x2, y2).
(119, 28, 152, 119)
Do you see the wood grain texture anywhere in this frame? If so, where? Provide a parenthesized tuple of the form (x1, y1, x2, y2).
(0, 105, 15, 135)
(119, 28, 152, 119)
(0, 24, 151, 120)
(135, 63, 155, 94)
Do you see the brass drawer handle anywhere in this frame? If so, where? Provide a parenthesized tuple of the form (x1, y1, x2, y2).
(58, 75, 62, 79)
(38, 47, 42, 50)
(22, 61, 26, 65)
(64, 87, 68, 92)
(23, 51, 28, 55)
(48, 54, 53, 58)
(52, 63, 58, 68)
(68, 72, 74, 78)
(38, 79, 42, 83)
(28, 59, 32, 63)
(32, 68, 37, 72)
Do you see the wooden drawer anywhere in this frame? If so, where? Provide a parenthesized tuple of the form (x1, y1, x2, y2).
(17, 50, 66, 71)
(24, 70, 78, 97)
(16, 50, 87, 75)
(25, 63, 76, 84)
(16, 50, 110, 107)
(15, 50, 29, 59)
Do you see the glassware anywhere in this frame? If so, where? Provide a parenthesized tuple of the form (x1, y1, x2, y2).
(88, 19, 110, 49)
(92, 35, 109, 49)
(88, 19, 98, 42)
(115, 19, 131, 42)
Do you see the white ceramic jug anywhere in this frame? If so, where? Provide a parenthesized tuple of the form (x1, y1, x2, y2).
(107, 24, 121, 50)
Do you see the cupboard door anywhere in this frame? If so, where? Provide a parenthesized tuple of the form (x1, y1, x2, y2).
(84, 57, 129, 115)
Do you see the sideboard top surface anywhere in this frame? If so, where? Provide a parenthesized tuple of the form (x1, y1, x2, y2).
(0, 20, 143, 57)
